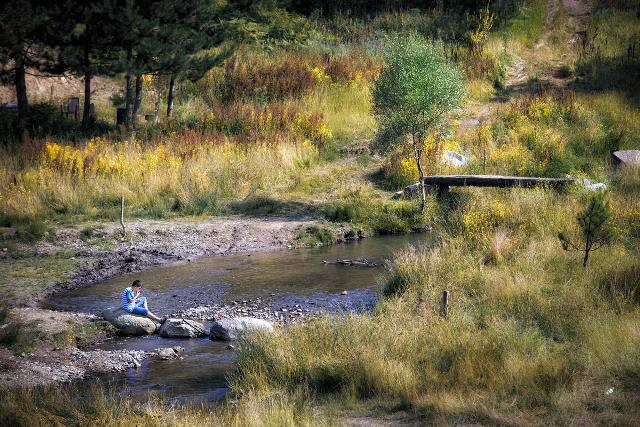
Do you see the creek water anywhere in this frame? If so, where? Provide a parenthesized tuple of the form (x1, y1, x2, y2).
(48, 233, 432, 402)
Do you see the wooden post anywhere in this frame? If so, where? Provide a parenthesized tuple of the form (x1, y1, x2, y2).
(120, 196, 126, 238)
(441, 290, 449, 318)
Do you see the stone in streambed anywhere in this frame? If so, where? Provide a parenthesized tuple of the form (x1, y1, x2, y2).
(102, 307, 156, 336)
(158, 318, 206, 338)
(151, 346, 185, 360)
(209, 317, 274, 341)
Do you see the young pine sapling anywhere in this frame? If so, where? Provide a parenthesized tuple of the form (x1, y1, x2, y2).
(558, 193, 612, 267)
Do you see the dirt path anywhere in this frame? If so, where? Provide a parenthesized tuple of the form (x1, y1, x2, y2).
(459, 0, 592, 136)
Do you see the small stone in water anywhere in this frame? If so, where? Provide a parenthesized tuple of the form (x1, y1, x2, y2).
(341, 291, 348, 295)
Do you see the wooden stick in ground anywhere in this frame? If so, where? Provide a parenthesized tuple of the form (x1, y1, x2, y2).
(120, 196, 126, 238)
(441, 290, 449, 318)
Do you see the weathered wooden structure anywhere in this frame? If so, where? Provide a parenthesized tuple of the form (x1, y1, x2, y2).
(61, 96, 81, 121)
(422, 175, 575, 190)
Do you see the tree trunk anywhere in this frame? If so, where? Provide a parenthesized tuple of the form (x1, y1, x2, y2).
(133, 74, 143, 128)
(81, 43, 92, 130)
(15, 54, 29, 141)
(153, 97, 160, 125)
(412, 133, 427, 211)
(82, 71, 92, 129)
(124, 73, 133, 129)
(166, 75, 175, 118)
(583, 238, 592, 267)
(582, 249, 590, 267)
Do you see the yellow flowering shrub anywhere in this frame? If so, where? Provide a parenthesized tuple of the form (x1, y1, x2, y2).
(614, 202, 640, 239)
(309, 66, 331, 84)
(462, 198, 513, 241)
(293, 112, 333, 145)
(42, 142, 86, 177)
(490, 141, 532, 175)
(0, 133, 320, 219)
(383, 147, 419, 189)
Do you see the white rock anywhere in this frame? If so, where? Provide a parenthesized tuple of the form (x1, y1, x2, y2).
(102, 307, 156, 336)
(158, 318, 206, 338)
(585, 182, 607, 192)
(612, 150, 640, 167)
(209, 317, 274, 341)
(442, 150, 469, 167)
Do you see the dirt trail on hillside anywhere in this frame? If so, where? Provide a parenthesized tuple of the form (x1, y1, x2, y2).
(460, 0, 592, 132)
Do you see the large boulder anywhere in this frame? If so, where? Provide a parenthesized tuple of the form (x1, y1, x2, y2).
(612, 150, 640, 167)
(209, 317, 274, 341)
(158, 318, 206, 338)
(102, 307, 156, 336)
(442, 150, 469, 167)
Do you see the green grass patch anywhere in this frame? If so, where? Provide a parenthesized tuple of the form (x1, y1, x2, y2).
(295, 225, 336, 247)
(0, 256, 77, 304)
(499, 0, 546, 47)
(322, 194, 427, 234)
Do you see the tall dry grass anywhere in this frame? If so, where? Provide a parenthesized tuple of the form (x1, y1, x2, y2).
(0, 135, 319, 221)
(0, 384, 333, 427)
(229, 183, 640, 423)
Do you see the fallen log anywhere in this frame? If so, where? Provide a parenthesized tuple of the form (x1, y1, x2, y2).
(322, 259, 379, 267)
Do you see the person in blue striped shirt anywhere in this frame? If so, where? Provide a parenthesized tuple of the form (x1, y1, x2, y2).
(121, 280, 166, 323)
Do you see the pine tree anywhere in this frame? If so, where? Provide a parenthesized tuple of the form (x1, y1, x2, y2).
(559, 193, 613, 267)
(50, 0, 123, 129)
(0, 1, 63, 137)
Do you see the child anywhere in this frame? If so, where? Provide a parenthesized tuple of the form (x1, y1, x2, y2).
(121, 279, 166, 323)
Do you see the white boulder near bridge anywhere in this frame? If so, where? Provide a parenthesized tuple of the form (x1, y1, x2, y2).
(442, 150, 469, 167)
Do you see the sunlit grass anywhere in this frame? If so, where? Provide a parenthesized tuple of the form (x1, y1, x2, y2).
(0, 136, 320, 222)
(229, 185, 640, 423)
(0, 384, 334, 427)
(301, 82, 377, 148)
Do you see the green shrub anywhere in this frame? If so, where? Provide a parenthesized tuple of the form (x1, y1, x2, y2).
(322, 196, 426, 234)
(296, 225, 335, 246)
(0, 214, 48, 243)
(0, 318, 39, 354)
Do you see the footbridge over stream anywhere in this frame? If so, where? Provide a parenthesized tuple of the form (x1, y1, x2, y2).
(422, 175, 575, 190)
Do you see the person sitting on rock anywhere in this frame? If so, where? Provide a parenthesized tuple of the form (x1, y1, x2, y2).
(121, 279, 166, 323)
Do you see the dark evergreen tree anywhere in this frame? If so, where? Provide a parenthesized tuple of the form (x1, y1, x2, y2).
(51, 0, 122, 129)
(112, 0, 229, 126)
(0, 0, 63, 136)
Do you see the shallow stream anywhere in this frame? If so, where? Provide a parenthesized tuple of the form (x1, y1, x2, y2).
(48, 233, 432, 402)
